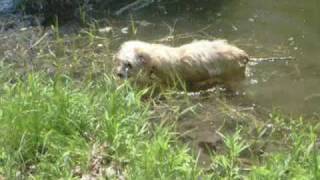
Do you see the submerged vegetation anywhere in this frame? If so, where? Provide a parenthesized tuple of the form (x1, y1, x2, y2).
(0, 1, 320, 179)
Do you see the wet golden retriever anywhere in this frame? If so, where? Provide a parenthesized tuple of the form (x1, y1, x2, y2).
(115, 39, 249, 90)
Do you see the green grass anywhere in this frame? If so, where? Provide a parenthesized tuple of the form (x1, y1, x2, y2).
(0, 74, 201, 179)
(248, 115, 320, 180)
(0, 21, 319, 179)
(0, 73, 319, 179)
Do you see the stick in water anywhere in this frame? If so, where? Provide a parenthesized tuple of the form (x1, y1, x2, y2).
(249, 56, 295, 62)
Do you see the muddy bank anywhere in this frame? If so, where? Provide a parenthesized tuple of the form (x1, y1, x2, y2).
(150, 89, 274, 168)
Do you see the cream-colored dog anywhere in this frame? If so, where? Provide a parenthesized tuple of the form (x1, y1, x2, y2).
(115, 39, 249, 90)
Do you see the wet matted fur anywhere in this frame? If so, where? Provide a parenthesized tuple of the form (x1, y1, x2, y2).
(115, 39, 249, 90)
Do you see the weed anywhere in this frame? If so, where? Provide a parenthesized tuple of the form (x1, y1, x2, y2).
(210, 130, 249, 179)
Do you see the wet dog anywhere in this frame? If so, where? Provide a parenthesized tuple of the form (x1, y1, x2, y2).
(115, 39, 249, 90)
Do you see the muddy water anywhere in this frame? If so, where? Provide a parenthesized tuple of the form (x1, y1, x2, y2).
(221, 0, 320, 117)
(131, 0, 320, 116)
(127, 0, 320, 166)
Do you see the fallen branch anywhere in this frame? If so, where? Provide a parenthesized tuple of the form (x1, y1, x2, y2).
(249, 56, 295, 62)
(115, 0, 155, 16)
(248, 56, 295, 66)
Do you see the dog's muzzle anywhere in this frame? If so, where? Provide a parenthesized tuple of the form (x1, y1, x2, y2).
(116, 67, 129, 79)
(117, 72, 125, 78)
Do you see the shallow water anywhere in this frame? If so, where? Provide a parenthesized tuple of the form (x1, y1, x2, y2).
(124, 0, 320, 166)
(131, 0, 320, 117)
(0, 0, 319, 167)
(226, 0, 320, 117)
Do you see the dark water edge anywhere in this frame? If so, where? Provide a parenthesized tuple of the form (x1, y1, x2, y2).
(0, 0, 15, 13)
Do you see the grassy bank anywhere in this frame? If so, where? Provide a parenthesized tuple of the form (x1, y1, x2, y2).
(0, 73, 201, 179)
(0, 17, 319, 179)
(0, 73, 319, 179)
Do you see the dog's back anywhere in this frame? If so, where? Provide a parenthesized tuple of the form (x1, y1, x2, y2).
(115, 39, 249, 90)
(176, 40, 248, 82)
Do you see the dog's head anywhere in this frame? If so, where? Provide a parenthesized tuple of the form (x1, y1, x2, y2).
(114, 41, 151, 79)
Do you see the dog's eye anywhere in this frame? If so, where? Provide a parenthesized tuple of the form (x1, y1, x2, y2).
(137, 54, 144, 60)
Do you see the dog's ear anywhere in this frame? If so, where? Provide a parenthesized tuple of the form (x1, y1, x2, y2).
(135, 48, 151, 65)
